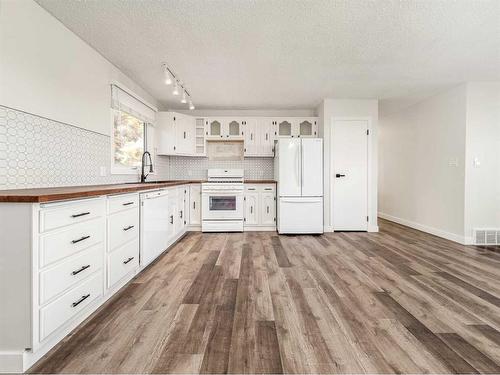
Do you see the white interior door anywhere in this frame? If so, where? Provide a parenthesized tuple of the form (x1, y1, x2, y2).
(301, 138, 323, 196)
(277, 139, 301, 196)
(332, 119, 368, 231)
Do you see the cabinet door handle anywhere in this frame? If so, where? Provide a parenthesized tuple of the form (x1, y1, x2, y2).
(72, 294, 90, 307)
(267, 206, 270, 214)
(266, 133, 268, 141)
(123, 225, 134, 231)
(170, 215, 174, 224)
(193, 201, 196, 209)
(184, 131, 186, 139)
(250, 133, 253, 140)
(71, 264, 90, 275)
(71, 235, 90, 244)
(122, 202, 134, 206)
(123, 257, 135, 264)
(71, 212, 90, 218)
(250, 206, 253, 214)
(180, 210, 183, 218)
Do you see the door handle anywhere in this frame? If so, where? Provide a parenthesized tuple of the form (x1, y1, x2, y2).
(336, 174, 346, 178)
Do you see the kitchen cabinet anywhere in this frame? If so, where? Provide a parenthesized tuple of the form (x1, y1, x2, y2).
(260, 188, 276, 226)
(106, 193, 139, 290)
(189, 184, 201, 226)
(156, 112, 201, 156)
(244, 186, 259, 225)
(244, 118, 275, 157)
(0, 184, 194, 373)
(243, 184, 276, 230)
(205, 118, 244, 139)
(275, 118, 318, 138)
(297, 118, 318, 137)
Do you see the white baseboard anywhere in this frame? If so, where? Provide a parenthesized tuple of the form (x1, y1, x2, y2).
(0, 351, 24, 373)
(378, 212, 467, 244)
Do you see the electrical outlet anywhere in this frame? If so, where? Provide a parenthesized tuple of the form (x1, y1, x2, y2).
(99, 166, 107, 176)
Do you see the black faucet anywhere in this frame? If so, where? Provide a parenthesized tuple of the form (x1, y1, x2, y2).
(140, 151, 153, 183)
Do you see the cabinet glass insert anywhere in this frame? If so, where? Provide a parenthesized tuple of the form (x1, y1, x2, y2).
(299, 121, 313, 136)
(209, 196, 237, 211)
(210, 121, 221, 136)
(229, 121, 240, 136)
(279, 121, 292, 136)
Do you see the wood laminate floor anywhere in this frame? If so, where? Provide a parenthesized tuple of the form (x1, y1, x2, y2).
(30, 219, 500, 374)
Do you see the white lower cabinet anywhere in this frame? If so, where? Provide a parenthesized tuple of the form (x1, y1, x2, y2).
(243, 184, 276, 230)
(189, 184, 201, 226)
(107, 193, 140, 290)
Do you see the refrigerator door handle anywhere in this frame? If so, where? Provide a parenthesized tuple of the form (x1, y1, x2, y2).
(295, 144, 300, 189)
(301, 141, 304, 193)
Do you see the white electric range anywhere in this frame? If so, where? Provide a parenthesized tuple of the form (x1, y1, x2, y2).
(201, 169, 244, 232)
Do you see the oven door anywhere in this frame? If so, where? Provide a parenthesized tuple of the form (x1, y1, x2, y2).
(202, 191, 243, 220)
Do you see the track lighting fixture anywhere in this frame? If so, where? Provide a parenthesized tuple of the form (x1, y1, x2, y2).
(163, 65, 172, 85)
(172, 81, 180, 96)
(161, 63, 194, 109)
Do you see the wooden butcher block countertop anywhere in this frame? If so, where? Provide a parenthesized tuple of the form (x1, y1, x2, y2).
(0, 180, 276, 203)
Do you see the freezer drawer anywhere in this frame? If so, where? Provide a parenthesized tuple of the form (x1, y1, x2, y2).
(278, 197, 323, 234)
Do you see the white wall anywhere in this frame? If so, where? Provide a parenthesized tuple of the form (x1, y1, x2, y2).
(379, 85, 468, 243)
(176, 109, 316, 117)
(464, 82, 500, 242)
(0, 0, 157, 136)
(317, 99, 379, 232)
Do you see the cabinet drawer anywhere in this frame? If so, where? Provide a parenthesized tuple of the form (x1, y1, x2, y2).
(39, 272, 103, 341)
(40, 199, 105, 233)
(107, 193, 139, 215)
(39, 218, 104, 268)
(39, 244, 103, 305)
(108, 239, 139, 289)
(108, 208, 139, 251)
(260, 184, 276, 193)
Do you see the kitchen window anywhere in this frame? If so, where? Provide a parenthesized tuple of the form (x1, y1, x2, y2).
(111, 84, 157, 174)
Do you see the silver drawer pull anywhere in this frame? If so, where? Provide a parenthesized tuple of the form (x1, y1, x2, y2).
(71, 264, 90, 275)
(72, 294, 90, 307)
(122, 202, 134, 206)
(71, 212, 90, 218)
(170, 215, 174, 224)
(264, 188, 273, 190)
(180, 210, 183, 219)
(123, 257, 134, 265)
(123, 225, 135, 231)
(71, 235, 90, 244)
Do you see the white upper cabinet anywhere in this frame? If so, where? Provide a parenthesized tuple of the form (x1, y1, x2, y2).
(205, 118, 244, 139)
(297, 118, 318, 138)
(276, 118, 298, 138)
(156, 112, 176, 155)
(244, 118, 275, 157)
(275, 118, 318, 138)
(156, 112, 203, 156)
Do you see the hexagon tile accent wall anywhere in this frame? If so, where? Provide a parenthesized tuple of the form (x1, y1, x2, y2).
(0, 105, 142, 190)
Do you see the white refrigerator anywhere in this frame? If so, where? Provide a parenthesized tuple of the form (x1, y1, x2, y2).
(274, 138, 323, 234)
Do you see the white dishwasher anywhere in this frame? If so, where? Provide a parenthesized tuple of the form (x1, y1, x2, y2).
(140, 189, 169, 267)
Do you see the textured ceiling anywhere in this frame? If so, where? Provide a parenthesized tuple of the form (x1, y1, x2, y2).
(36, 0, 500, 112)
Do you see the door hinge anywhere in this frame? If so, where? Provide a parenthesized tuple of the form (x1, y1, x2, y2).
(366, 129, 369, 135)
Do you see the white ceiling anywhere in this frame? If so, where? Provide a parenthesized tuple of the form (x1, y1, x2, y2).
(36, 0, 500, 113)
